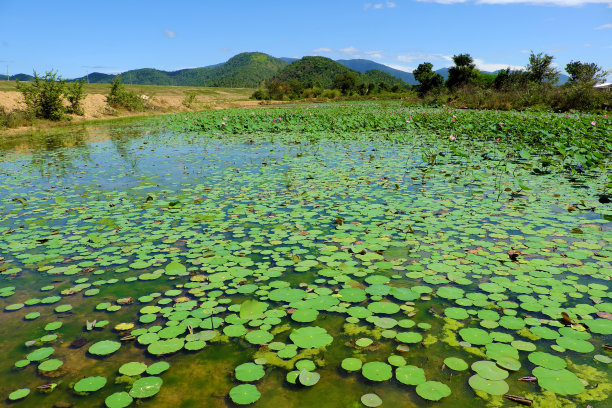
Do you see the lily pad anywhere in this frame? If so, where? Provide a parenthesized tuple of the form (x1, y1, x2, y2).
(129, 376, 163, 398)
(533, 367, 585, 395)
(8, 388, 30, 401)
(289, 326, 333, 349)
(235, 362, 265, 382)
(444, 357, 468, 371)
(415, 381, 451, 401)
(229, 384, 261, 405)
(74, 376, 107, 393)
(361, 393, 383, 407)
(528, 351, 566, 370)
(298, 369, 320, 386)
(105, 391, 133, 408)
(38, 359, 63, 372)
(361, 361, 392, 381)
(89, 340, 121, 356)
(119, 362, 148, 376)
(471, 361, 509, 381)
(146, 361, 170, 375)
(395, 365, 426, 385)
(468, 374, 509, 395)
(341, 358, 363, 372)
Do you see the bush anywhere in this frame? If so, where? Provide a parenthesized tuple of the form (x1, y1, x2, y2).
(550, 84, 609, 112)
(65, 79, 85, 115)
(16, 71, 66, 120)
(182, 91, 197, 108)
(321, 89, 341, 99)
(301, 87, 322, 98)
(0, 106, 34, 129)
(107, 76, 145, 111)
(251, 88, 270, 100)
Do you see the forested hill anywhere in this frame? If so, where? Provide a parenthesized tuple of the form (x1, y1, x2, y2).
(337, 59, 417, 84)
(71, 52, 288, 87)
(11, 52, 570, 88)
(271, 57, 358, 89)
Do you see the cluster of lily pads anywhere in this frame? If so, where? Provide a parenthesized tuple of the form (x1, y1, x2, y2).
(0, 103, 610, 407)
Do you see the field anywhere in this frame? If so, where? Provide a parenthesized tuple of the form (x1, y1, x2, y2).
(0, 81, 256, 131)
(0, 102, 610, 408)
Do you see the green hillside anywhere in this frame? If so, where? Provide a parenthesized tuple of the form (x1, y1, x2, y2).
(272, 56, 357, 88)
(204, 52, 287, 87)
(73, 52, 287, 87)
(363, 69, 409, 88)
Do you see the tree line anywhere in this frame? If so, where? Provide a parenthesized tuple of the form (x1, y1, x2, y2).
(253, 51, 609, 111)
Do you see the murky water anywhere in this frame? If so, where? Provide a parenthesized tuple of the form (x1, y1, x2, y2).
(0, 121, 610, 407)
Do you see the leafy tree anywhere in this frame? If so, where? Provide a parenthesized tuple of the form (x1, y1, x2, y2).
(17, 70, 66, 120)
(333, 72, 358, 95)
(107, 76, 145, 111)
(266, 79, 291, 100)
(446, 54, 478, 89)
(565, 61, 608, 85)
(413, 63, 444, 96)
(526, 52, 559, 84)
(65, 79, 85, 115)
(493, 69, 530, 90)
(287, 79, 304, 99)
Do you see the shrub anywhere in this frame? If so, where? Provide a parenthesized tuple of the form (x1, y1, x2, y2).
(106, 75, 145, 111)
(16, 71, 66, 120)
(301, 87, 322, 98)
(65, 79, 85, 115)
(0, 106, 34, 129)
(182, 91, 197, 108)
(251, 88, 270, 100)
(321, 89, 341, 99)
(550, 84, 609, 112)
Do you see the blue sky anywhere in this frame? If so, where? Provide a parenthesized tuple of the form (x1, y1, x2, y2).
(1, 0, 610, 79)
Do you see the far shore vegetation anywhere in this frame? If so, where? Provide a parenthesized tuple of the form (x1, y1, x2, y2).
(1, 51, 609, 131)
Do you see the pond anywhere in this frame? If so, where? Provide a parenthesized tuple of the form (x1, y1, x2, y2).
(0, 107, 610, 408)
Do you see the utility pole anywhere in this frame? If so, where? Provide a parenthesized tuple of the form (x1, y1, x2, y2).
(86, 71, 89, 84)
(6, 65, 9, 81)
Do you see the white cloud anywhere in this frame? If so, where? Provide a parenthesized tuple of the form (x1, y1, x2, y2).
(364, 1, 398, 8)
(313, 47, 385, 59)
(397, 54, 452, 63)
(385, 64, 414, 72)
(474, 58, 524, 72)
(339, 46, 361, 54)
(364, 49, 385, 59)
(416, 0, 611, 6)
(164, 30, 176, 38)
(595, 23, 612, 29)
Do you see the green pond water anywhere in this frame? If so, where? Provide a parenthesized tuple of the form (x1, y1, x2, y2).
(0, 120, 610, 408)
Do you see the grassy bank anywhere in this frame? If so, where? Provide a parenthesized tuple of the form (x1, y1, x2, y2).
(0, 81, 255, 133)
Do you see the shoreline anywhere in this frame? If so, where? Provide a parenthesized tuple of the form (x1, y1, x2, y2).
(0, 83, 273, 137)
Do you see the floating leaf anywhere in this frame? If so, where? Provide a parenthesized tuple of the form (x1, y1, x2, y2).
(74, 376, 107, 393)
(129, 376, 163, 398)
(89, 340, 121, 356)
(361, 361, 392, 382)
(229, 384, 261, 405)
(415, 381, 451, 401)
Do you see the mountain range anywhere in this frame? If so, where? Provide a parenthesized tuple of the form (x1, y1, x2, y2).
(9, 52, 569, 87)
